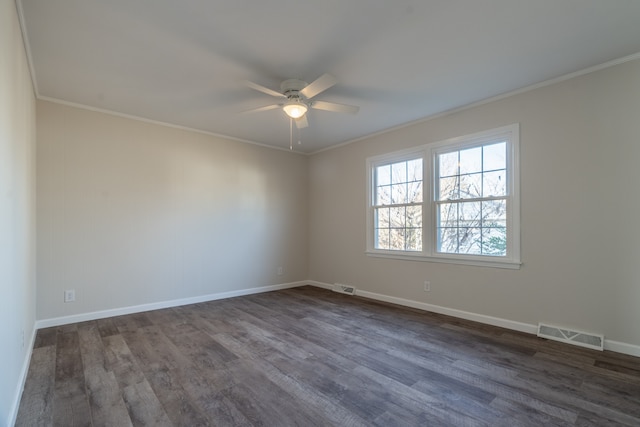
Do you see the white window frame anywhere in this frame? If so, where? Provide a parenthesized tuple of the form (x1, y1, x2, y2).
(366, 124, 521, 269)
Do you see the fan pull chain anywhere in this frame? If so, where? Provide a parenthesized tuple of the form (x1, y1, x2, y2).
(289, 118, 293, 150)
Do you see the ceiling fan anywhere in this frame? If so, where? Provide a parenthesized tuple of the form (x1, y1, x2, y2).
(243, 73, 359, 129)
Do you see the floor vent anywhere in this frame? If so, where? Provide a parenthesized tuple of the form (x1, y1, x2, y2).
(333, 283, 356, 295)
(537, 323, 604, 351)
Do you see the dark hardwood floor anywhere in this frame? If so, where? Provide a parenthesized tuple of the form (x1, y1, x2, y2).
(16, 286, 640, 426)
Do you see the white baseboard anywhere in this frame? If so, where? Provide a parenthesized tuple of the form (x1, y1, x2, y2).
(36, 281, 307, 329)
(307, 281, 640, 358)
(308, 280, 536, 334)
(355, 288, 538, 334)
(306, 280, 333, 290)
(9, 325, 37, 427)
(604, 339, 640, 358)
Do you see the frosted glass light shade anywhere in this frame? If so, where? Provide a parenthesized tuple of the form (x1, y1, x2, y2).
(283, 102, 307, 119)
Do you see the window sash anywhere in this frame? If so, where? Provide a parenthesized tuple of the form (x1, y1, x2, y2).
(372, 157, 424, 251)
(435, 196, 508, 257)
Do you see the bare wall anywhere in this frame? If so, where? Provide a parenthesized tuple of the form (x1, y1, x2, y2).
(309, 58, 640, 348)
(0, 0, 37, 424)
(37, 101, 308, 321)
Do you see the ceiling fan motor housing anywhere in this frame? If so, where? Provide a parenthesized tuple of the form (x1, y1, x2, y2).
(281, 79, 308, 101)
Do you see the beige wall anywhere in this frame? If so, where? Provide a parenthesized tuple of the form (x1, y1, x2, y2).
(0, 0, 37, 424)
(309, 59, 640, 349)
(37, 101, 308, 320)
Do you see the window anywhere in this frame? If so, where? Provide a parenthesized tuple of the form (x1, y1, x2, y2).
(373, 158, 423, 251)
(435, 142, 507, 256)
(367, 124, 520, 269)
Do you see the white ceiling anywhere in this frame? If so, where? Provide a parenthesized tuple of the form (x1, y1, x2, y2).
(18, 0, 640, 153)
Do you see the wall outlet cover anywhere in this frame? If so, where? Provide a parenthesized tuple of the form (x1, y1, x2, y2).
(64, 289, 75, 303)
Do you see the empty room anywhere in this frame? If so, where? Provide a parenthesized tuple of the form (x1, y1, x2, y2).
(3, 0, 640, 425)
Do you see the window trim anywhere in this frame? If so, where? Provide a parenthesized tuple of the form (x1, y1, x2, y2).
(366, 124, 521, 269)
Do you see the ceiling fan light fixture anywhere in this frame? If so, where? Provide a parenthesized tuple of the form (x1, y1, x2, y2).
(282, 101, 307, 119)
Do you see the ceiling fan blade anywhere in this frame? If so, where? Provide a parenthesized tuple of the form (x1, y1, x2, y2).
(300, 73, 338, 99)
(311, 100, 359, 114)
(294, 115, 308, 129)
(241, 104, 281, 114)
(244, 80, 286, 98)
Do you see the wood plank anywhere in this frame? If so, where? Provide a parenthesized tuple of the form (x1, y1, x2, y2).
(15, 346, 56, 427)
(96, 318, 120, 338)
(84, 367, 133, 427)
(102, 334, 146, 388)
(122, 326, 224, 425)
(52, 382, 93, 427)
(78, 323, 133, 426)
(143, 366, 212, 426)
(243, 354, 371, 427)
(350, 363, 483, 426)
(122, 326, 192, 372)
(489, 397, 575, 426)
(33, 327, 57, 348)
(165, 329, 237, 369)
(222, 360, 328, 426)
(52, 329, 92, 426)
(175, 362, 253, 426)
(121, 380, 173, 426)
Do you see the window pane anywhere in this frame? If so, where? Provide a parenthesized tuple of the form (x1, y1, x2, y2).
(408, 159, 423, 182)
(407, 181, 423, 203)
(459, 146, 482, 174)
(377, 165, 391, 186)
(376, 228, 390, 249)
(439, 203, 458, 228)
(406, 205, 422, 228)
(375, 207, 390, 228)
(391, 183, 407, 204)
(482, 200, 506, 222)
(439, 151, 458, 177)
(376, 184, 391, 205)
(389, 228, 405, 250)
(483, 142, 506, 171)
(459, 202, 481, 228)
(438, 227, 458, 253)
(458, 227, 482, 255)
(439, 176, 459, 200)
(460, 173, 481, 199)
(390, 206, 405, 228)
(392, 162, 406, 184)
(483, 170, 506, 197)
(406, 228, 422, 251)
(482, 227, 507, 256)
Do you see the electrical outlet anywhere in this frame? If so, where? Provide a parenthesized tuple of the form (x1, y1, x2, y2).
(277, 266, 283, 276)
(64, 289, 75, 303)
(424, 280, 431, 292)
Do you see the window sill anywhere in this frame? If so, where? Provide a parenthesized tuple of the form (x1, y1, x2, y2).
(365, 250, 522, 270)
